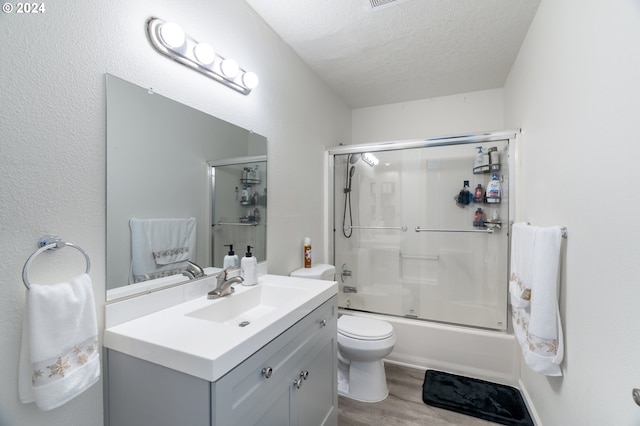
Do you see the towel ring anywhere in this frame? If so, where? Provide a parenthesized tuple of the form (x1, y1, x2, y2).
(22, 236, 91, 290)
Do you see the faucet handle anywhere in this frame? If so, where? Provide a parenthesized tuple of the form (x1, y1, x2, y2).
(215, 269, 227, 283)
(224, 266, 242, 279)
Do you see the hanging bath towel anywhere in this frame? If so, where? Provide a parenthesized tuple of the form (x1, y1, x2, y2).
(18, 273, 100, 410)
(511, 225, 564, 376)
(509, 223, 537, 308)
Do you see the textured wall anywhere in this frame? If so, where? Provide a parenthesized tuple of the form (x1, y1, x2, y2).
(0, 1, 350, 424)
(351, 88, 504, 143)
(504, 0, 640, 424)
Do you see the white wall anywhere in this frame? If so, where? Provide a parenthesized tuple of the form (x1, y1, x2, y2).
(0, 1, 350, 425)
(353, 5, 640, 420)
(352, 88, 504, 143)
(504, 0, 640, 424)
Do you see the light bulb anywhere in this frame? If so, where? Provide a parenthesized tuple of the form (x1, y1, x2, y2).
(159, 22, 185, 49)
(194, 43, 215, 65)
(242, 72, 259, 89)
(220, 58, 239, 79)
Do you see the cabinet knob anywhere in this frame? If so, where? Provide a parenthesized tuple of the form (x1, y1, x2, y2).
(299, 370, 309, 380)
(262, 367, 273, 379)
(319, 319, 327, 327)
(293, 378, 303, 389)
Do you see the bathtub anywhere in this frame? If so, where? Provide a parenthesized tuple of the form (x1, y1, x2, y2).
(338, 308, 520, 386)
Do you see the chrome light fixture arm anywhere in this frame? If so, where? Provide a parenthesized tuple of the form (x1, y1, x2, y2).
(146, 17, 259, 95)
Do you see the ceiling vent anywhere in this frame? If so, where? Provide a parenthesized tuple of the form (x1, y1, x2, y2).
(366, 0, 411, 11)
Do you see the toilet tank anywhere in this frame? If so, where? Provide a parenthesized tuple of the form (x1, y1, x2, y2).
(290, 264, 336, 281)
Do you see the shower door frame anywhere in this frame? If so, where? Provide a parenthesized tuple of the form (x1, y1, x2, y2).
(328, 129, 520, 330)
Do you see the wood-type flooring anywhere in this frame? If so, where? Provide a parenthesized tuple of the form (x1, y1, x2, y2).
(338, 363, 502, 426)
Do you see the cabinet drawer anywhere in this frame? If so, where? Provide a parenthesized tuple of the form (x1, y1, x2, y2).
(212, 296, 337, 425)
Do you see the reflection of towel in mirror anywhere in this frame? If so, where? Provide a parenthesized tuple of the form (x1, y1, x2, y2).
(19, 273, 100, 410)
(511, 225, 564, 376)
(130, 217, 197, 283)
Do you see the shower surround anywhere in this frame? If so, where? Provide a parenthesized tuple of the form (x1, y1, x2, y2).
(329, 131, 519, 383)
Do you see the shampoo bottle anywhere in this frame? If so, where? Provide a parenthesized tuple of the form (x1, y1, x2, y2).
(474, 147, 484, 169)
(473, 184, 484, 203)
(304, 237, 312, 268)
(223, 244, 238, 269)
(241, 187, 249, 204)
(486, 173, 502, 203)
(241, 245, 258, 286)
(473, 208, 486, 227)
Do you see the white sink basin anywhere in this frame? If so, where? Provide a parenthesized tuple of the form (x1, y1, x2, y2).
(103, 274, 337, 382)
(186, 283, 310, 326)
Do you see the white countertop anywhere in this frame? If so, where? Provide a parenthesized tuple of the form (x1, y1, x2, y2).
(104, 274, 337, 382)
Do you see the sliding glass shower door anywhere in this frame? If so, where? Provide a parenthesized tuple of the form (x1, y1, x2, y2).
(332, 139, 510, 330)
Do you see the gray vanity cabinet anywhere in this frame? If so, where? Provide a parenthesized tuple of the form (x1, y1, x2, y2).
(107, 296, 338, 426)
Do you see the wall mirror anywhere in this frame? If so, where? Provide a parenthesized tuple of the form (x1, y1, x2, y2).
(209, 157, 267, 268)
(106, 74, 267, 301)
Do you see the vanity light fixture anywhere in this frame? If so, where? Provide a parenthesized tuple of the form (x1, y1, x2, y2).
(147, 17, 259, 95)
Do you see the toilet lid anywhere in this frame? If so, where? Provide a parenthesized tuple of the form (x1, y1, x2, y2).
(338, 316, 394, 340)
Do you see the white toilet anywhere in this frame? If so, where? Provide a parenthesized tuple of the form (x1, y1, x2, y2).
(336, 315, 396, 402)
(290, 264, 396, 403)
(289, 264, 337, 281)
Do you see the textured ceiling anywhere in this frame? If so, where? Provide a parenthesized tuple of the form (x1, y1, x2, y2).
(245, 0, 540, 108)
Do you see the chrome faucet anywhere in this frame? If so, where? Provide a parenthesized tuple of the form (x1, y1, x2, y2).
(208, 267, 244, 299)
(187, 260, 205, 277)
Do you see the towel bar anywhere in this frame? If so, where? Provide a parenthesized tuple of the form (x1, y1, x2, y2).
(214, 221, 259, 227)
(415, 227, 495, 234)
(344, 225, 408, 232)
(524, 223, 568, 239)
(22, 235, 91, 290)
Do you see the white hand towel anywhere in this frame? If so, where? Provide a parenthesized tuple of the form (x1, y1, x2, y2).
(19, 273, 100, 410)
(509, 222, 537, 308)
(526, 226, 563, 376)
(130, 217, 197, 282)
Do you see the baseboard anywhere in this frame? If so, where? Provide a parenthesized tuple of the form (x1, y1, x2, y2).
(518, 378, 542, 426)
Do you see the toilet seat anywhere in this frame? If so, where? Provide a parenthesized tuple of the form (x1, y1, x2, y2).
(338, 316, 394, 341)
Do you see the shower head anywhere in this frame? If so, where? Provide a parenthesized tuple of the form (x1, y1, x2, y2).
(349, 166, 356, 178)
(348, 152, 378, 167)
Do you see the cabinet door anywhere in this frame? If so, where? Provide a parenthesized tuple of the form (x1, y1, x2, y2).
(107, 350, 210, 426)
(255, 382, 290, 426)
(291, 333, 337, 426)
(213, 297, 336, 425)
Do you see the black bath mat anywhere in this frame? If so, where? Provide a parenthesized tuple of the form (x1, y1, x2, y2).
(422, 370, 533, 426)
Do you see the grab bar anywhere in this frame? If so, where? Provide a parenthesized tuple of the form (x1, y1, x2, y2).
(345, 225, 408, 232)
(22, 235, 91, 290)
(415, 227, 495, 234)
(217, 222, 259, 226)
(400, 253, 439, 261)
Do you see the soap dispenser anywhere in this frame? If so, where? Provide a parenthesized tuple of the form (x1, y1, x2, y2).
(241, 245, 258, 286)
(223, 244, 239, 269)
(474, 146, 484, 170)
(486, 173, 502, 204)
